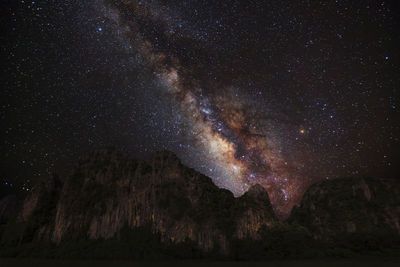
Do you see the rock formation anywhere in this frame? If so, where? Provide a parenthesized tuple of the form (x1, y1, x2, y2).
(4, 148, 277, 253)
(1, 149, 399, 259)
(289, 177, 400, 240)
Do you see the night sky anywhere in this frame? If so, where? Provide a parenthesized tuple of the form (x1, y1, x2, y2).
(1, 0, 399, 217)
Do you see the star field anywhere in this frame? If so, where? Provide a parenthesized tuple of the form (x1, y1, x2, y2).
(1, 0, 399, 217)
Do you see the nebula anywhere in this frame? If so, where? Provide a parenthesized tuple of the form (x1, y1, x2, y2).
(103, 0, 307, 217)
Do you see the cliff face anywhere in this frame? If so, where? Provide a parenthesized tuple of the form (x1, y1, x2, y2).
(14, 149, 277, 251)
(2, 150, 399, 258)
(289, 177, 400, 240)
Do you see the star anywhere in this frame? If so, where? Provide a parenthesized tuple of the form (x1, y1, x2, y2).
(2, 0, 397, 219)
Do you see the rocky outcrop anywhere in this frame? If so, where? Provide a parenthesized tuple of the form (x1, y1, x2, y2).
(289, 177, 400, 240)
(235, 184, 276, 239)
(2, 149, 399, 258)
(17, 174, 62, 224)
(0, 174, 63, 245)
(11, 149, 278, 252)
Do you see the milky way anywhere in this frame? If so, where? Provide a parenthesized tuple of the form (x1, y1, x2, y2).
(102, 0, 314, 216)
(2, 0, 398, 218)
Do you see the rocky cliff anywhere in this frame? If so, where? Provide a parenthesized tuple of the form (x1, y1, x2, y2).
(289, 177, 400, 241)
(1, 150, 399, 259)
(4, 148, 277, 253)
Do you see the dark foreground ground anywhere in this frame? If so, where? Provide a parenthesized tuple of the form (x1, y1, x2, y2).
(1, 258, 400, 267)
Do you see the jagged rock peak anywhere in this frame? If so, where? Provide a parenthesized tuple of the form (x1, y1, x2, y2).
(247, 183, 267, 194)
(244, 184, 270, 200)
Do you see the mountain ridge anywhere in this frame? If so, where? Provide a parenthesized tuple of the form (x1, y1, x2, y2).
(0, 148, 399, 259)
